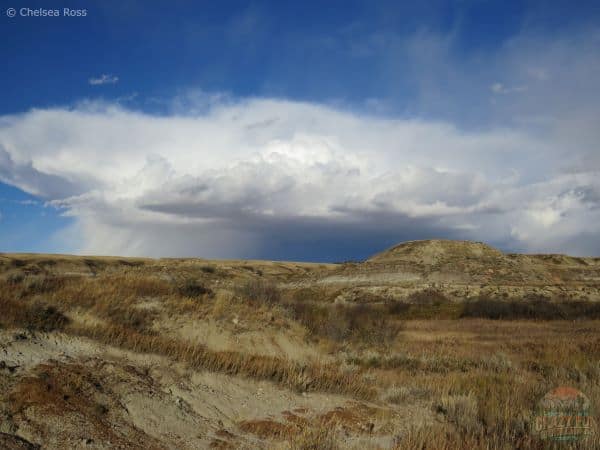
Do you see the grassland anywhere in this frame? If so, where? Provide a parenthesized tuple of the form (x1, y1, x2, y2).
(0, 242, 599, 449)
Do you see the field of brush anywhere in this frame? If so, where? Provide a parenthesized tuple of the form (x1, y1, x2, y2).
(0, 250, 599, 449)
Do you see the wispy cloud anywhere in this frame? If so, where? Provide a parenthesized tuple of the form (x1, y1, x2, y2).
(16, 199, 39, 206)
(88, 74, 119, 86)
(490, 82, 527, 95)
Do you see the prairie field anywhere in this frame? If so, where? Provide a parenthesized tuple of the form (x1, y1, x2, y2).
(0, 240, 599, 449)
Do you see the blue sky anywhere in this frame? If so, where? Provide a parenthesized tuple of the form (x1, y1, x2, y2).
(2, 1, 595, 115)
(1, 0, 600, 260)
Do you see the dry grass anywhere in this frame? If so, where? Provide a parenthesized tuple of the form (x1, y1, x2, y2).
(235, 278, 282, 304)
(373, 319, 600, 449)
(284, 425, 339, 450)
(392, 424, 600, 450)
(0, 297, 69, 332)
(70, 323, 375, 399)
(435, 392, 479, 433)
(2, 255, 600, 448)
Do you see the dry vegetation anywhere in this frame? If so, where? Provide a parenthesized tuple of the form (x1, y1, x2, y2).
(0, 241, 599, 448)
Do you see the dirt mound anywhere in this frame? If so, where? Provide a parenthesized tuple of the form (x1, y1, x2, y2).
(318, 239, 600, 300)
(367, 239, 505, 265)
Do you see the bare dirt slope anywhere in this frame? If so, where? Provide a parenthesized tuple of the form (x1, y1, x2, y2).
(2, 331, 425, 449)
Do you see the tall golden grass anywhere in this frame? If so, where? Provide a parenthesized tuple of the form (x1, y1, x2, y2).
(71, 323, 375, 399)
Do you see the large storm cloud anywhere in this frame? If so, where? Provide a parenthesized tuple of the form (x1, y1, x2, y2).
(1, 28, 599, 259)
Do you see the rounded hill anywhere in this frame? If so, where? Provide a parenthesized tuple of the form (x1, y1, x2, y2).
(367, 239, 505, 265)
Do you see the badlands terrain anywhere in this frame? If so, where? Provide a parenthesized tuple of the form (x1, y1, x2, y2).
(0, 239, 599, 449)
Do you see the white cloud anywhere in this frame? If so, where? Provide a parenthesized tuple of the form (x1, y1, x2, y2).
(16, 199, 39, 206)
(2, 27, 600, 259)
(88, 74, 119, 86)
(490, 82, 527, 95)
(0, 94, 598, 258)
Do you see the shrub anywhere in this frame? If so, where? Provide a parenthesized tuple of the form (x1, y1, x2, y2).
(10, 259, 26, 268)
(200, 265, 216, 274)
(406, 288, 450, 305)
(236, 279, 281, 304)
(342, 303, 402, 343)
(461, 297, 600, 320)
(289, 302, 402, 344)
(6, 272, 25, 284)
(103, 305, 156, 334)
(84, 258, 106, 274)
(385, 299, 462, 320)
(0, 298, 69, 332)
(117, 259, 144, 267)
(386, 301, 411, 315)
(25, 302, 70, 332)
(178, 279, 214, 298)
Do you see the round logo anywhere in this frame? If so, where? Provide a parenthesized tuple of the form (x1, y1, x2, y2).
(533, 386, 595, 441)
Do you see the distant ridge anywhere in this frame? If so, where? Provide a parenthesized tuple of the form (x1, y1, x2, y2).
(367, 239, 505, 265)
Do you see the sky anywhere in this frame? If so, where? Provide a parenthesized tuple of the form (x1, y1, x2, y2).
(0, 0, 599, 261)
